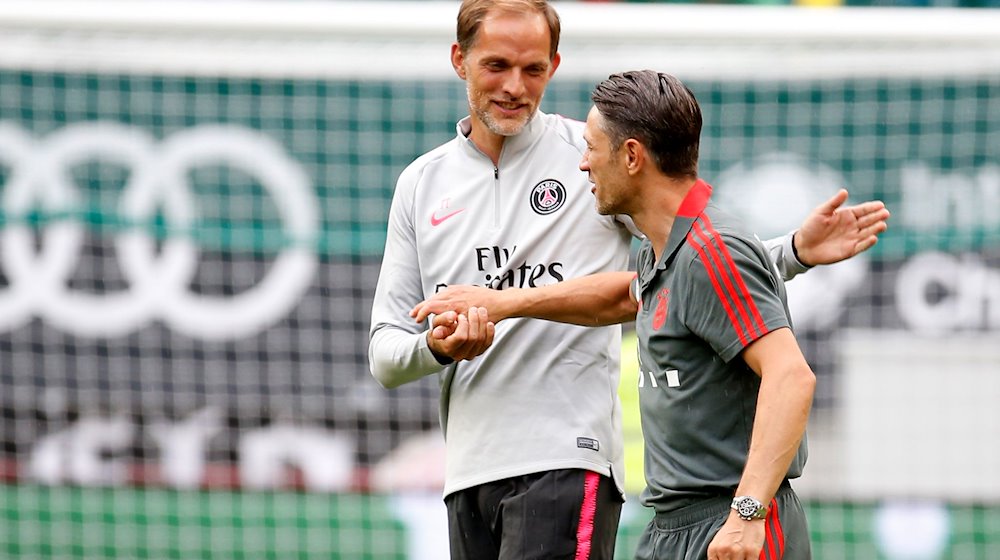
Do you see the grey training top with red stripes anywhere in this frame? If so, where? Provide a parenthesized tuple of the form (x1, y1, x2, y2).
(631, 179, 808, 514)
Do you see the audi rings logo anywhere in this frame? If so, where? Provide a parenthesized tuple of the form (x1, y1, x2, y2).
(0, 122, 318, 340)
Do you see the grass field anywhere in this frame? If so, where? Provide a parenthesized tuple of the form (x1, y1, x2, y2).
(3, 483, 1000, 559)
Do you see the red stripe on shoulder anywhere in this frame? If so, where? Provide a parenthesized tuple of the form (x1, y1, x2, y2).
(686, 222, 749, 346)
(701, 216, 768, 338)
(690, 219, 756, 345)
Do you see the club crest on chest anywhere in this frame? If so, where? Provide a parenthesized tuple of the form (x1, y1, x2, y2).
(529, 179, 566, 215)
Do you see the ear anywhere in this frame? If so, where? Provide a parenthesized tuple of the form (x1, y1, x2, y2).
(623, 138, 645, 176)
(451, 43, 467, 80)
(548, 52, 561, 78)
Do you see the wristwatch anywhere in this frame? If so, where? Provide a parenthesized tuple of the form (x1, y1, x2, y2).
(731, 496, 768, 521)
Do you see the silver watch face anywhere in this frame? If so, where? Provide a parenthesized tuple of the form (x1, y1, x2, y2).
(734, 496, 765, 519)
(737, 498, 758, 518)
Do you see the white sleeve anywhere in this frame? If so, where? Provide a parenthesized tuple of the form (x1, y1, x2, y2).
(368, 167, 447, 389)
(763, 230, 813, 282)
(369, 329, 445, 389)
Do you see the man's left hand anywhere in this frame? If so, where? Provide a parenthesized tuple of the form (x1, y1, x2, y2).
(794, 188, 890, 266)
(707, 513, 766, 560)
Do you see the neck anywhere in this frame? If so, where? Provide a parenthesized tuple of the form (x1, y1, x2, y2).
(467, 118, 507, 166)
(631, 176, 697, 261)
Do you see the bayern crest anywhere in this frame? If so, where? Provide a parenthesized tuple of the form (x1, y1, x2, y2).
(529, 179, 566, 215)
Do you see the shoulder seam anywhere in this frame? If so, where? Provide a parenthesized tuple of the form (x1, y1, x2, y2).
(541, 113, 585, 156)
(399, 138, 461, 226)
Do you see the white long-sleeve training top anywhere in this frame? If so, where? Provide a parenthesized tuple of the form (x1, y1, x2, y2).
(368, 111, 807, 498)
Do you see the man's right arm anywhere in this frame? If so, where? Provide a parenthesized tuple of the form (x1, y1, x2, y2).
(368, 170, 445, 389)
(369, 328, 449, 389)
(411, 271, 638, 326)
(369, 169, 496, 388)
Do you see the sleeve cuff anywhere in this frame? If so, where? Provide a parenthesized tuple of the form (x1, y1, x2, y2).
(426, 338, 455, 366)
(369, 328, 452, 388)
(767, 230, 811, 282)
(787, 230, 813, 271)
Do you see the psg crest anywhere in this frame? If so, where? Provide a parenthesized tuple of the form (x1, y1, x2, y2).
(529, 179, 566, 215)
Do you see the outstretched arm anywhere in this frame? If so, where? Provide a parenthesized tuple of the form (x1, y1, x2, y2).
(793, 188, 890, 266)
(411, 271, 637, 326)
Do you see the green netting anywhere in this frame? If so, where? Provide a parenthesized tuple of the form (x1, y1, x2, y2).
(1, 66, 999, 559)
(2, 72, 998, 258)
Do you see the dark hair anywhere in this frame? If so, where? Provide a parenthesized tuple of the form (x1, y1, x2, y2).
(591, 70, 701, 178)
(456, 0, 561, 60)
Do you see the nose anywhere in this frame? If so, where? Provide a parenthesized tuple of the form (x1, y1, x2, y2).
(501, 69, 527, 99)
(579, 154, 590, 172)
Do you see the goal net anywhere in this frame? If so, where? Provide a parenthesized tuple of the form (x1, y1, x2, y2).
(1, 1, 999, 558)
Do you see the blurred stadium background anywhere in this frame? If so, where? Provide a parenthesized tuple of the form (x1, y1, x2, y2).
(1, 1, 999, 558)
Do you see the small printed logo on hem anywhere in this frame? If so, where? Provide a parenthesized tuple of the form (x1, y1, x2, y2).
(577, 437, 600, 451)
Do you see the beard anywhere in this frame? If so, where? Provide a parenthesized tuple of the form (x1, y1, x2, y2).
(467, 83, 537, 137)
(594, 196, 617, 216)
(592, 179, 628, 217)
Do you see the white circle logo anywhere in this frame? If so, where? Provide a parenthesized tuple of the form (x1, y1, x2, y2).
(0, 122, 318, 340)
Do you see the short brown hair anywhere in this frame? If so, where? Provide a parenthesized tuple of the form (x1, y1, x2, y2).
(591, 70, 702, 178)
(456, 0, 561, 60)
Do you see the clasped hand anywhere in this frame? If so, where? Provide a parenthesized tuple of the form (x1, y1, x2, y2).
(422, 305, 495, 363)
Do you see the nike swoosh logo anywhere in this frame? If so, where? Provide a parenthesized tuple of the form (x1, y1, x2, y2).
(430, 208, 466, 227)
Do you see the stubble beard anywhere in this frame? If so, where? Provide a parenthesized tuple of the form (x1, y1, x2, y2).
(594, 197, 615, 216)
(593, 182, 626, 217)
(468, 83, 536, 137)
